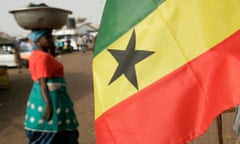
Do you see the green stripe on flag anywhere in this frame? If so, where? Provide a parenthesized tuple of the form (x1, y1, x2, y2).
(94, 0, 165, 56)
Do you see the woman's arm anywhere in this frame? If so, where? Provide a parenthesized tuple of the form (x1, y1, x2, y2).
(39, 78, 53, 121)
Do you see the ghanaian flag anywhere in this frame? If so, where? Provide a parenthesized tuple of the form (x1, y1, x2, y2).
(93, 0, 240, 143)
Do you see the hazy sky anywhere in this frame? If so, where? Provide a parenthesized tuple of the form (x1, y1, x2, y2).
(0, 0, 106, 36)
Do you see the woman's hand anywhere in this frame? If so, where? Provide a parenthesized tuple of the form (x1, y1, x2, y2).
(43, 102, 53, 121)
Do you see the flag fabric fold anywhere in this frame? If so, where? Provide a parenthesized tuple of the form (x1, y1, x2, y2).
(93, 0, 240, 143)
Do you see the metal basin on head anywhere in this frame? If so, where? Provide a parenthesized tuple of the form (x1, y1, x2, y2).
(9, 6, 72, 30)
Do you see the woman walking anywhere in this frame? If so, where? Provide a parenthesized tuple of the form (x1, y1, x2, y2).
(24, 29, 79, 144)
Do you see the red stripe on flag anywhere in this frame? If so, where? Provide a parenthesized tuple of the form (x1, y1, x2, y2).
(95, 30, 240, 144)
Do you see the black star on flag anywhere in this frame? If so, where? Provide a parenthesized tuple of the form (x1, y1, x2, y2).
(108, 30, 154, 89)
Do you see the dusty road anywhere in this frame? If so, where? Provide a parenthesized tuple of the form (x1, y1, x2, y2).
(0, 51, 239, 144)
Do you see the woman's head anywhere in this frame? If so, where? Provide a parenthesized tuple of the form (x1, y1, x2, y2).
(29, 29, 56, 55)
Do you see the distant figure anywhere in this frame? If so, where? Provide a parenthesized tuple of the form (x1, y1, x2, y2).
(82, 34, 95, 52)
(19, 38, 32, 52)
(77, 36, 86, 55)
(66, 39, 73, 53)
(12, 40, 23, 73)
(56, 38, 64, 56)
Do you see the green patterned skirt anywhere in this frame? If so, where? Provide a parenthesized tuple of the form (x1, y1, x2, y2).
(24, 77, 79, 132)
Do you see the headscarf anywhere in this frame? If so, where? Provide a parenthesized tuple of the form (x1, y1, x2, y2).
(28, 29, 52, 50)
(28, 29, 52, 42)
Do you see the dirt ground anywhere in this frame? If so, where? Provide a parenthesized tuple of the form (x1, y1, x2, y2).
(0, 51, 239, 144)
